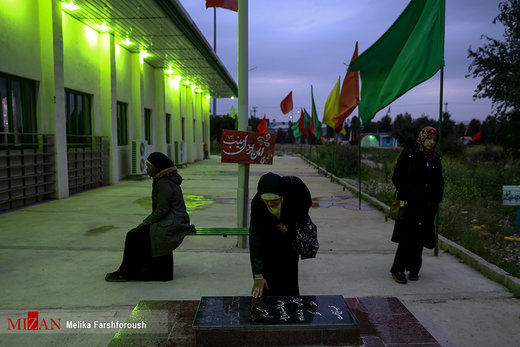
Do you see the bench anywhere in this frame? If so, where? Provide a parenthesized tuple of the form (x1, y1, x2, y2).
(190, 227, 249, 236)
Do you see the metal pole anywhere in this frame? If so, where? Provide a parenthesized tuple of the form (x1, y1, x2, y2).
(434, 66, 444, 256)
(237, 0, 249, 248)
(358, 123, 362, 210)
(212, 8, 217, 119)
(333, 132, 337, 174)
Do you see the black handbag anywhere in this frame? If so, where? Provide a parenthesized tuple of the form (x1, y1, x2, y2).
(293, 216, 319, 259)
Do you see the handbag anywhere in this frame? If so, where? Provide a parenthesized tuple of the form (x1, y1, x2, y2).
(388, 191, 406, 221)
(293, 216, 319, 259)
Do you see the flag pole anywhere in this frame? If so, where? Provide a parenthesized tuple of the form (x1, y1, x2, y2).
(333, 132, 337, 174)
(358, 122, 362, 210)
(237, 0, 249, 248)
(212, 8, 217, 121)
(434, 66, 444, 256)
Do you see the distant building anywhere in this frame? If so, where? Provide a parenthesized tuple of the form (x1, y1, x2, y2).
(362, 133, 399, 148)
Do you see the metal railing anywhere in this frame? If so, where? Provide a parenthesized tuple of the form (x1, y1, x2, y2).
(0, 133, 56, 212)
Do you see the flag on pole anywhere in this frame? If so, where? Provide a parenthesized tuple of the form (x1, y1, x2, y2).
(280, 91, 294, 115)
(298, 109, 310, 139)
(206, 0, 238, 12)
(348, 0, 445, 124)
(257, 115, 267, 133)
(472, 129, 482, 141)
(291, 121, 302, 139)
(334, 42, 359, 133)
(322, 77, 341, 131)
(310, 85, 322, 140)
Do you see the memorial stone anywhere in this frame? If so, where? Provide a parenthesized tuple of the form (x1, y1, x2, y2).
(192, 295, 360, 346)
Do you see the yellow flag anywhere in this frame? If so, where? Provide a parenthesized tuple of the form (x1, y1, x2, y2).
(322, 77, 340, 129)
(322, 77, 346, 135)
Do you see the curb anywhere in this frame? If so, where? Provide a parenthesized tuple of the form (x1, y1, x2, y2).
(299, 154, 520, 297)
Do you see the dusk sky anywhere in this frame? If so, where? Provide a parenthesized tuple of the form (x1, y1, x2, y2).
(178, 0, 505, 124)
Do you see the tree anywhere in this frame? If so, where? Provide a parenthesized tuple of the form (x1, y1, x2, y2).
(379, 115, 393, 132)
(468, 119, 482, 138)
(467, 0, 520, 155)
(391, 113, 415, 148)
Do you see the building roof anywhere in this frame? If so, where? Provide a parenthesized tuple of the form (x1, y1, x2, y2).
(62, 0, 237, 98)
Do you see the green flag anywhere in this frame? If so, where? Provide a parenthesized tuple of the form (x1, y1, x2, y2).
(348, 0, 445, 124)
(311, 85, 322, 139)
(291, 121, 302, 139)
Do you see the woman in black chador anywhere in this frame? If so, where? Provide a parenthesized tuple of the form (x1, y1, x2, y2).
(105, 152, 194, 282)
(390, 126, 444, 284)
(249, 172, 312, 297)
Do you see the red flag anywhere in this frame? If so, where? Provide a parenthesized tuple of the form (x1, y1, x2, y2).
(280, 91, 293, 115)
(257, 115, 267, 133)
(334, 42, 359, 133)
(298, 109, 309, 139)
(206, 0, 238, 12)
(472, 129, 482, 141)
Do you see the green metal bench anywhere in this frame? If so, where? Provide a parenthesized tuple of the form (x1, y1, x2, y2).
(190, 227, 249, 236)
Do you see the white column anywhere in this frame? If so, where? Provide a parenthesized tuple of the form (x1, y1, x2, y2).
(237, 0, 249, 247)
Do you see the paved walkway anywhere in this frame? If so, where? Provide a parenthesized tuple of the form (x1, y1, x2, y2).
(1, 155, 519, 346)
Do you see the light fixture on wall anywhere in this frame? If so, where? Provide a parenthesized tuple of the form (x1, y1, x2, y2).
(140, 50, 150, 58)
(165, 67, 174, 75)
(183, 80, 190, 86)
(121, 37, 132, 46)
(205, 95, 211, 99)
(195, 88, 202, 93)
(95, 22, 111, 32)
(173, 75, 182, 82)
(62, 0, 79, 11)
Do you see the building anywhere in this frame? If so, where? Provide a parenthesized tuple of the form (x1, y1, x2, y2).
(0, 0, 237, 212)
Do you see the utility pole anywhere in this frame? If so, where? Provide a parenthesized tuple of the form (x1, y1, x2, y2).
(251, 106, 258, 118)
(212, 8, 217, 119)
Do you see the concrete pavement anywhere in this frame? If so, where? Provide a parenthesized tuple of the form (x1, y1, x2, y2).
(1, 154, 519, 346)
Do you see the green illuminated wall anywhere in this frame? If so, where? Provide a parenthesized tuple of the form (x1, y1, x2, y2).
(62, 13, 101, 93)
(1, 0, 213, 190)
(0, 0, 42, 80)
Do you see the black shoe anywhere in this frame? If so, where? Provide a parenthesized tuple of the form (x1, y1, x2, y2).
(391, 272, 407, 284)
(105, 272, 129, 282)
(408, 273, 419, 281)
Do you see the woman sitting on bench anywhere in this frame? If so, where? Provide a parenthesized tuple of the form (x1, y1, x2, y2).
(105, 152, 195, 282)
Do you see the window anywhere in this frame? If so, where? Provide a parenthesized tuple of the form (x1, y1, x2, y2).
(181, 117, 185, 141)
(0, 73, 37, 147)
(165, 113, 171, 144)
(65, 89, 92, 146)
(116, 102, 128, 146)
(144, 108, 152, 144)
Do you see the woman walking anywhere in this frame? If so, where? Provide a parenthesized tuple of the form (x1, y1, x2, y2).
(390, 126, 444, 283)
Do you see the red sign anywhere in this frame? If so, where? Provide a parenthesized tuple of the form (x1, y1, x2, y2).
(221, 130, 276, 164)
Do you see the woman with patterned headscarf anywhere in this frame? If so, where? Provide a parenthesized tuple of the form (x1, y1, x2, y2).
(105, 152, 194, 282)
(249, 172, 312, 297)
(390, 126, 444, 284)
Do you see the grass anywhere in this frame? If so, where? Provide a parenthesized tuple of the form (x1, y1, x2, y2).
(283, 143, 520, 278)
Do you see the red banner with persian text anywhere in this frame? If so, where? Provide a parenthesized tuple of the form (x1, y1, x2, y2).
(221, 130, 276, 164)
